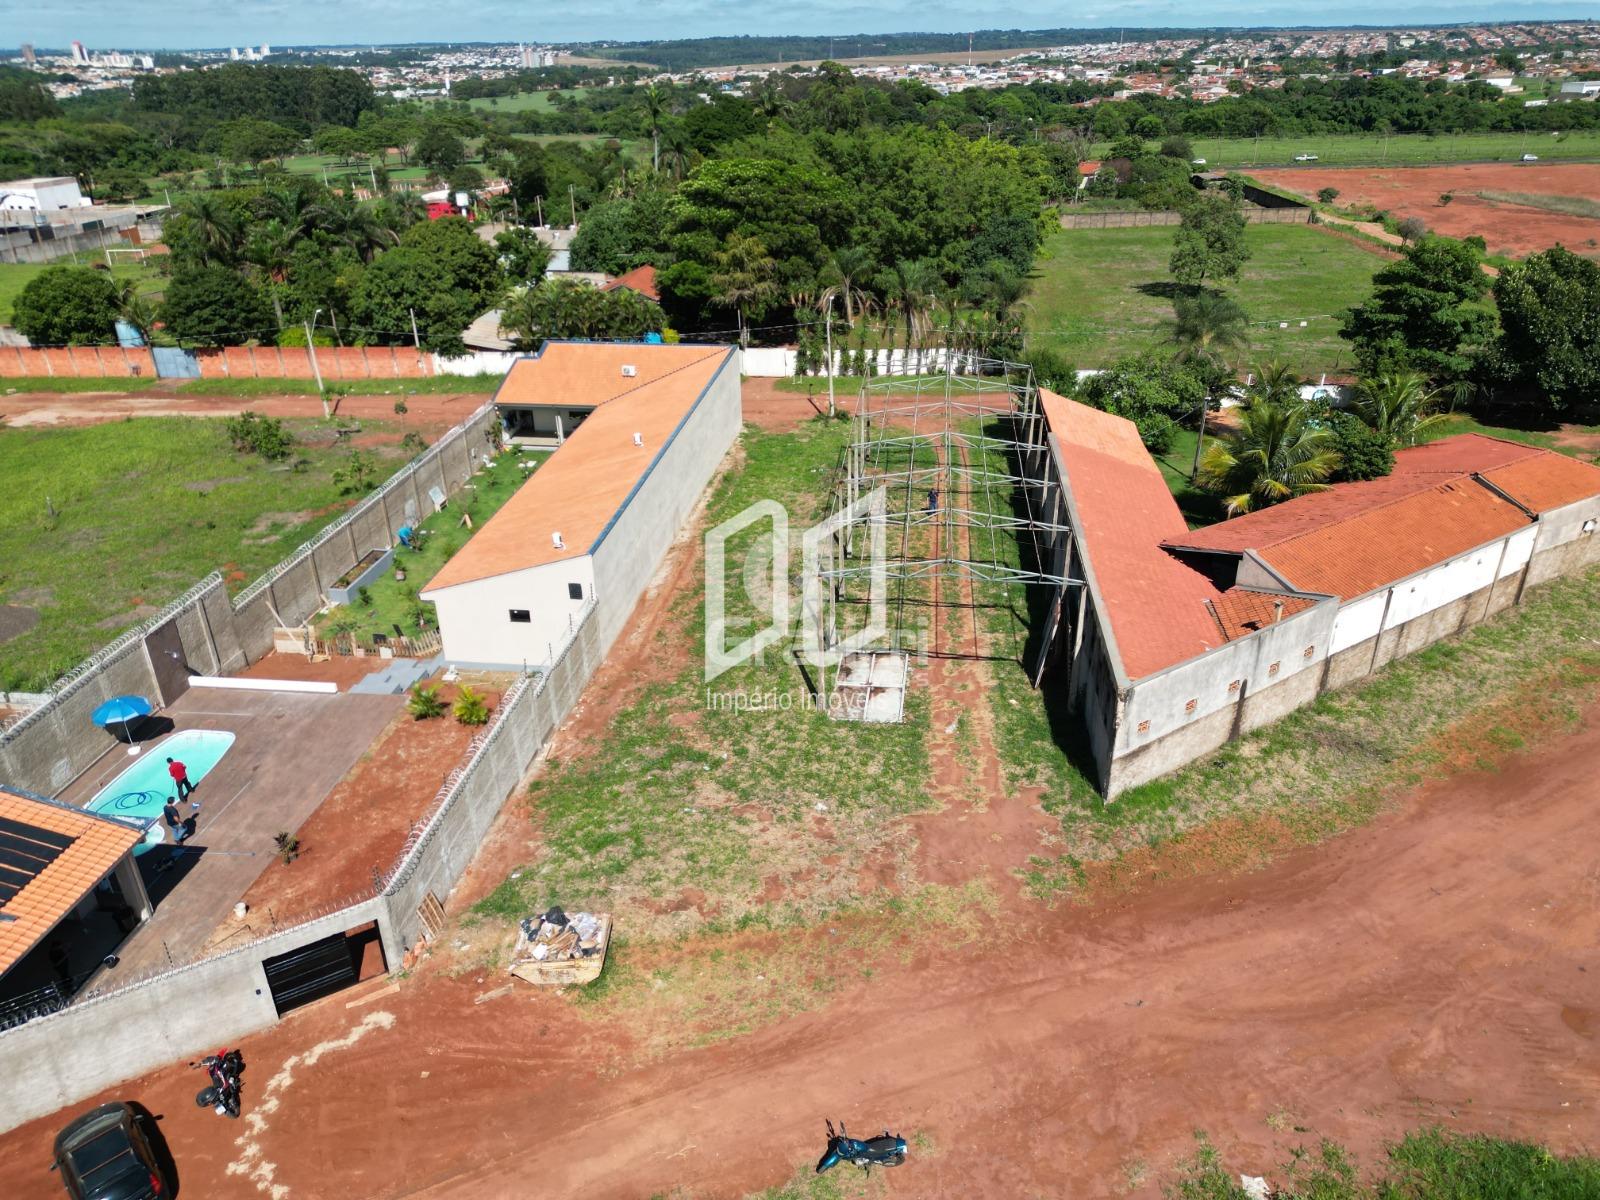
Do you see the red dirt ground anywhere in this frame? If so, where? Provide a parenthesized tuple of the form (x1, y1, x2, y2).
(1, 697, 1596, 1198)
(211, 679, 496, 935)
(0, 389, 486, 435)
(1257, 162, 1600, 258)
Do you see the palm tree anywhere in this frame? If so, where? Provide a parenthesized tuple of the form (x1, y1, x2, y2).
(878, 258, 940, 372)
(1166, 290, 1249, 374)
(818, 246, 875, 327)
(379, 191, 428, 238)
(113, 280, 156, 345)
(658, 122, 694, 180)
(642, 84, 667, 173)
(753, 77, 790, 126)
(1355, 370, 1448, 447)
(710, 233, 778, 347)
(174, 193, 240, 267)
(1245, 359, 1303, 406)
(242, 218, 297, 330)
(1198, 398, 1342, 515)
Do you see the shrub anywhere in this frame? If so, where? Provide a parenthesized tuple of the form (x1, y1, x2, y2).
(357, 585, 373, 607)
(453, 685, 490, 726)
(408, 683, 447, 720)
(11, 266, 121, 346)
(1317, 186, 1340, 204)
(1397, 216, 1427, 243)
(1326, 410, 1395, 481)
(223, 411, 294, 461)
(333, 448, 380, 495)
(273, 832, 300, 864)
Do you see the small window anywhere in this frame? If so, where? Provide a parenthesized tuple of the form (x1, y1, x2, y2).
(1136, 719, 1151, 734)
(1227, 679, 1241, 695)
(1303, 645, 1315, 660)
(509, 609, 531, 623)
(1184, 698, 1197, 714)
(568, 583, 584, 601)
(1268, 661, 1281, 677)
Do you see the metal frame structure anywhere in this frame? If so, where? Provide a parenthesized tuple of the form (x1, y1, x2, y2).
(807, 359, 1082, 708)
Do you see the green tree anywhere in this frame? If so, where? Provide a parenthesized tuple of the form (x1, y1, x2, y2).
(11, 267, 121, 346)
(1169, 191, 1250, 290)
(710, 232, 779, 346)
(1325, 410, 1396, 481)
(493, 227, 553, 284)
(1198, 397, 1341, 515)
(350, 250, 480, 355)
(1317, 186, 1340, 204)
(1487, 246, 1600, 414)
(1340, 237, 1491, 381)
(1165, 290, 1249, 378)
(159, 266, 275, 345)
(501, 278, 664, 348)
(1078, 352, 1208, 453)
(168, 192, 243, 268)
(1355, 370, 1447, 447)
(216, 117, 300, 169)
(416, 125, 466, 175)
(642, 82, 668, 172)
(568, 187, 675, 274)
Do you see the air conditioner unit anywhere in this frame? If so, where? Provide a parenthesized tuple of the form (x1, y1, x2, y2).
(552, 531, 565, 550)
(621, 365, 637, 378)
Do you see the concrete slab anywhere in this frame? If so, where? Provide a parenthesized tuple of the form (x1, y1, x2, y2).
(59, 687, 402, 980)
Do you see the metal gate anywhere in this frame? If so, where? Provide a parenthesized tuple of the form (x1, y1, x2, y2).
(143, 618, 192, 707)
(151, 347, 201, 379)
(261, 932, 359, 1016)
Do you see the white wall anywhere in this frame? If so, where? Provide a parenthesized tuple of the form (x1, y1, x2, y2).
(0, 179, 87, 211)
(425, 557, 595, 668)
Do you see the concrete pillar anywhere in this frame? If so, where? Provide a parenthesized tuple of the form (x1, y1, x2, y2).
(114, 854, 153, 922)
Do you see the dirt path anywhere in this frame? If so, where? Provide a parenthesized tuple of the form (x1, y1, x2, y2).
(0, 389, 489, 435)
(4, 698, 1595, 1198)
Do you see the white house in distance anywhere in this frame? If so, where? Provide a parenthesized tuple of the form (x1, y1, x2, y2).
(421, 341, 741, 669)
(0, 177, 90, 213)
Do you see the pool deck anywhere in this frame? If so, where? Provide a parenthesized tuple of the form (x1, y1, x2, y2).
(59, 685, 402, 980)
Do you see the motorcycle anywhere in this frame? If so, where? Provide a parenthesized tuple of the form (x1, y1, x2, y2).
(191, 1047, 245, 1119)
(814, 1118, 908, 1174)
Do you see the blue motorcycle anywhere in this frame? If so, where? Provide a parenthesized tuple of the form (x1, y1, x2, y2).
(815, 1118, 908, 1174)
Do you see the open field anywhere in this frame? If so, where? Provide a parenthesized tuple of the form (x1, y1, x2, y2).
(461, 87, 591, 112)
(0, 387, 493, 432)
(0, 254, 166, 326)
(1151, 128, 1600, 169)
(1254, 162, 1600, 259)
(1027, 223, 1378, 374)
(0, 416, 408, 690)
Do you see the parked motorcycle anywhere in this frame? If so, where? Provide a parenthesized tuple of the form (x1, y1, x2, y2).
(815, 1118, 907, 1174)
(191, 1047, 245, 1119)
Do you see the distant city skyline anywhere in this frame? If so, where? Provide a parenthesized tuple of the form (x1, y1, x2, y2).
(14, 5, 1600, 54)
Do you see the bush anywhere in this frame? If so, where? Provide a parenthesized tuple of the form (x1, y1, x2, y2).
(1326, 410, 1395, 481)
(333, 448, 380, 495)
(1159, 134, 1194, 161)
(1397, 216, 1427, 243)
(223, 411, 294, 461)
(453, 685, 490, 726)
(1078, 351, 1206, 453)
(1022, 346, 1077, 394)
(1317, 186, 1340, 204)
(407, 683, 447, 720)
(11, 266, 121, 347)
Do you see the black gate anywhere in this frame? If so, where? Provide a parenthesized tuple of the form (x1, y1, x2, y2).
(262, 932, 360, 1016)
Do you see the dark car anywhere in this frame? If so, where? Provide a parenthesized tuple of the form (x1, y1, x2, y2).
(51, 1103, 167, 1200)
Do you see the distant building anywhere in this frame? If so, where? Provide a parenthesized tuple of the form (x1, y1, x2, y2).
(0, 177, 91, 213)
(600, 264, 660, 303)
(70, 41, 87, 65)
(20, 44, 34, 66)
(1557, 79, 1600, 100)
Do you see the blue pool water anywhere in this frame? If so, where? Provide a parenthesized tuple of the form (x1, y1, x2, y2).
(86, 729, 236, 853)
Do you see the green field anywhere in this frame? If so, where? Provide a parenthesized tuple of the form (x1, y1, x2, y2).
(461, 87, 591, 113)
(1026, 223, 1378, 374)
(1128, 128, 1600, 170)
(0, 416, 408, 690)
(0, 254, 166, 326)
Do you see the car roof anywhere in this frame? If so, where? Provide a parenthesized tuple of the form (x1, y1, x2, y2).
(56, 1105, 150, 1199)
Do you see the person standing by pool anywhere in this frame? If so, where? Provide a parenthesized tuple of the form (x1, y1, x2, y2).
(167, 756, 194, 800)
(163, 797, 185, 843)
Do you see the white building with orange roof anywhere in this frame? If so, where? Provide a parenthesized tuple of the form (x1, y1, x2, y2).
(421, 341, 740, 669)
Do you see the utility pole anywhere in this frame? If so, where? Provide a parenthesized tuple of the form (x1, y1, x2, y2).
(409, 307, 422, 350)
(1191, 394, 1210, 481)
(824, 297, 836, 419)
(306, 309, 327, 417)
(568, 184, 576, 226)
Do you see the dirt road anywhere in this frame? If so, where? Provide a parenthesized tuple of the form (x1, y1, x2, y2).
(0, 389, 489, 435)
(2, 696, 1596, 1198)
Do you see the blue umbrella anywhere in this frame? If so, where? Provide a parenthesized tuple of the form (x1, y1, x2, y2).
(92, 695, 153, 742)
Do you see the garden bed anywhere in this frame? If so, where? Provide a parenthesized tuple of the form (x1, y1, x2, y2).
(327, 548, 394, 605)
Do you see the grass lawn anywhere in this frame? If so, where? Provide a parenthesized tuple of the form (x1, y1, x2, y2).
(314, 451, 543, 643)
(1, 377, 160, 393)
(1027, 223, 1377, 375)
(0, 416, 409, 690)
(464, 87, 591, 112)
(172, 374, 505, 398)
(476, 418, 935, 935)
(1123, 129, 1600, 169)
(0, 255, 166, 326)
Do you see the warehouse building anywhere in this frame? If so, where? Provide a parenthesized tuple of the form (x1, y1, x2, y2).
(1041, 394, 1600, 797)
(422, 341, 740, 669)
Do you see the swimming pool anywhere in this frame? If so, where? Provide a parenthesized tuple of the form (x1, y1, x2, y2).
(86, 729, 236, 853)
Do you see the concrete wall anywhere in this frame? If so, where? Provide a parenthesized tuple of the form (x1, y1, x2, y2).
(1057, 207, 1310, 229)
(589, 350, 742, 657)
(1101, 517, 1596, 798)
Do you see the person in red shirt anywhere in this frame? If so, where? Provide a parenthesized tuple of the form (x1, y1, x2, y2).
(166, 756, 195, 800)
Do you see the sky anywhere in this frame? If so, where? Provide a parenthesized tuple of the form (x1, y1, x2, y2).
(18, 2, 1600, 52)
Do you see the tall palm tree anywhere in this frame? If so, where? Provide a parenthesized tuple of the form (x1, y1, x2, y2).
(818, 246, 875, 326)
(113, 280, 156, 345)
(242, 218, 298, 330)
(1246, 359, 1303, 406)
(1356, 370, 1448, 447)
(753, 76, 790, 126)
(642, 84, 667, 173)
(1198, 398, 1342, 515)
(174, 193, 240, 267)
(1166, 290, 1249, 374)
(658, 122, 694, 180)
(878, 258, 940, 372)
(710, 233, 778, 347)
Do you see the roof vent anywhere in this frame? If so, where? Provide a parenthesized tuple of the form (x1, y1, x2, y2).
(621, 364, 637, 378)
(552, 531, 565, 550)
(632, 432, 643, 447)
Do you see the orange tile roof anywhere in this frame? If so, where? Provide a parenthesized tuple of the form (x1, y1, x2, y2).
(1254, 479, 1528, 599)
(423, 343, 734, 591)
(1208, 588, 1319, 640)
(600, 264, 660, 302)
(1481, 452, 1600, 515)
(1390, 432, 1540, 476)
(0, 787, 142, 978)
(1042, 390, 1229, 680)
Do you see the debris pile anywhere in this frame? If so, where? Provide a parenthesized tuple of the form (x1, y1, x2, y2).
(509, 907, 611, 984)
